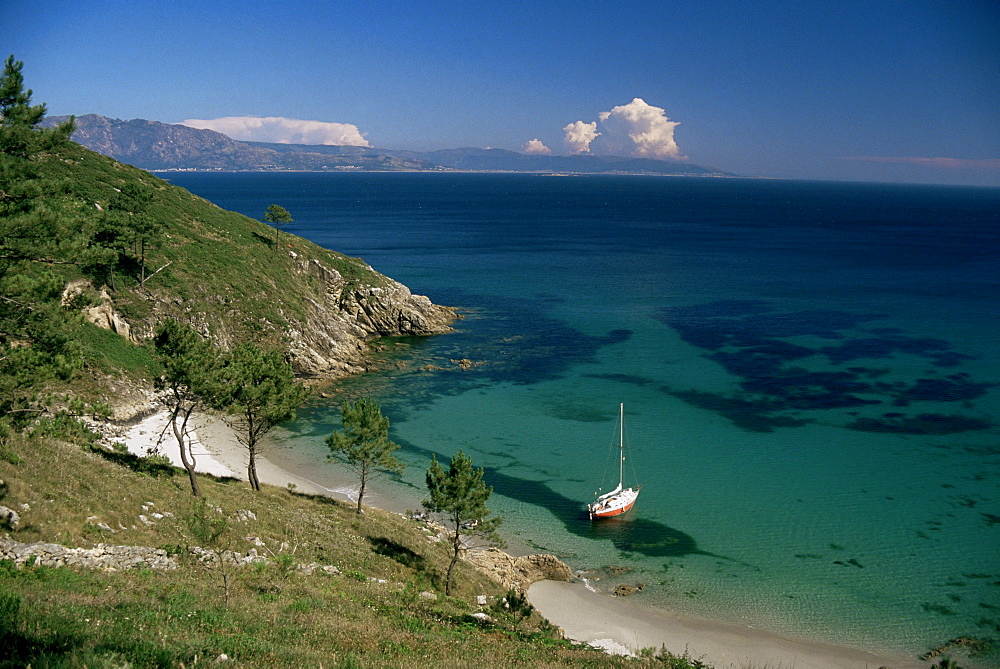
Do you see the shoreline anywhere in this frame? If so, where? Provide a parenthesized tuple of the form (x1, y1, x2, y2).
(120, 410, 924, 668)
(526, 580, 922, 668)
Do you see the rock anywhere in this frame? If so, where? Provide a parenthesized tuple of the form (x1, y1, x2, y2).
(0, 537, 178, 571)
(476, 594, 488, 606)
(67, 283, 138, 344)
(463, 547, 572, 591)
(471, 612, 492, 623)
(0, 505, 20, 529)
(419, 591, 438, 601)
(604, 565, 632, 576)
(919, 637, 989, 661)
(612, 583, 645, 597)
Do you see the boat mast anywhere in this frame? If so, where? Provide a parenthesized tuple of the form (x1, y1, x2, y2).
(618, 402, 624, 488)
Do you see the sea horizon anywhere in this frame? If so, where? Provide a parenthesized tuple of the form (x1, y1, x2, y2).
(160, 171, 999, 666)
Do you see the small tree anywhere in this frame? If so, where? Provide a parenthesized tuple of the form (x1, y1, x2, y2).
(326, 397, 404, 514)
(424, 450, 503, 595)
(215, 344, 309, 491)
(183, 497, 235, 608)
(263, 204, 292, 253)
(152, 319, 219, 497)
(107, 181, 162, 288)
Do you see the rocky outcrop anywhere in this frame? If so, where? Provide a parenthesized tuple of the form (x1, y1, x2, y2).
(464, 547, 572, 591)
(0, 537, 178, 571)
(67, 256, 456, 385)
(0, 506, 20, 530)
(0, 537, 343, 576)
(283, 257, 456, 378)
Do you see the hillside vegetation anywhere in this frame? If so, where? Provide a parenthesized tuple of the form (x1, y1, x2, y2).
(1, 434, 667, 668)
(2, 60, 453, 431)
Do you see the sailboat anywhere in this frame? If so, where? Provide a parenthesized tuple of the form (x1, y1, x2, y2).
(587, 403, 642, 519)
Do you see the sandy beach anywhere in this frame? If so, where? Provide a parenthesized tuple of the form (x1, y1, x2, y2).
(527, 580, 922, 668)
(121, 410, 925, 668)
(121, 410, 357, 501)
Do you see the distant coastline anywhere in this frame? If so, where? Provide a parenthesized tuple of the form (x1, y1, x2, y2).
(45, 114, 736, 177)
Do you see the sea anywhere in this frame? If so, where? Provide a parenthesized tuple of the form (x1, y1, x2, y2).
(159, 171, 999, 665)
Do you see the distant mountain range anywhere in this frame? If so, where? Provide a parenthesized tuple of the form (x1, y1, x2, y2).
(46, 114, 734, 176)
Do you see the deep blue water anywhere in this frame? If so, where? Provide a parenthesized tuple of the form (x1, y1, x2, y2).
(161, 172, 999, 664)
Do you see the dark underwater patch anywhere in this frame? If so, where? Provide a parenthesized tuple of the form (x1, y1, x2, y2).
(668, 389, 808, 433)
(846, 413, 994, 435)
(313, 290, 635, 420)
(656, 300, 992, 434)
(585, 373, 657, 387)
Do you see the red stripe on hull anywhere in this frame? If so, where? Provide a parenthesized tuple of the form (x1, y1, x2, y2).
(590, 499, 635, 519)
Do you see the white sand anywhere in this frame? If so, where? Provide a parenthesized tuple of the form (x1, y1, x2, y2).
(527, 580, 922, 668)
(121, 410, 356, 501)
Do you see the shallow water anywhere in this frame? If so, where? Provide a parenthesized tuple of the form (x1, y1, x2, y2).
(162, 172, 1000, 664)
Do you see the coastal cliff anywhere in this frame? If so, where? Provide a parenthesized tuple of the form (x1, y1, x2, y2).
(75, 253, 456, 383)
(21, 139, 456, 419)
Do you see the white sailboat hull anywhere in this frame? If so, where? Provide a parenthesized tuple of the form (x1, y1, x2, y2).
(588, 485, 641, 519)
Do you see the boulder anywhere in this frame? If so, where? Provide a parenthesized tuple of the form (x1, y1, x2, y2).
(0, 505, 20, 529)
(612, 583, 645, 597)
(464, 547, 572, 591)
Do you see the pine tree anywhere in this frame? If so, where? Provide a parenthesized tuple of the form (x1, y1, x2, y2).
(153, 319, 220, 497)
(263, 204, 292, 253)
(0, 55, 78, 429)
(424, 450, 503, 595)
(214, 344, 309, 491)
(326, 397, 404, 514)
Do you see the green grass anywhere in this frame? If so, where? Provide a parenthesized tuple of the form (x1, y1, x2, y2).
(29, 140, 392, 369)
(0, 433, 713, 667)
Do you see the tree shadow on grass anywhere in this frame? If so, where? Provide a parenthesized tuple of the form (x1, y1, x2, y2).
(85, 446, 177, 477)
(368, 535, 444, 590)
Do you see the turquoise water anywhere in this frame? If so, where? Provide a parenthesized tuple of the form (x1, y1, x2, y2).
(162, 173, 999, 663)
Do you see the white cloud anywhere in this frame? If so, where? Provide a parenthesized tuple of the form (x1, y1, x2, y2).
(597, 98, 683, 159)
(180, 116, 371, 146)
(562, 120, 600, 154)
(522, 138, 552, 155)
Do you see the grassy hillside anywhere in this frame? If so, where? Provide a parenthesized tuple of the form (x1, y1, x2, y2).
(0, 433, 699, 668)
(2, 128, 446, 429)
(37, 140, 388, 352)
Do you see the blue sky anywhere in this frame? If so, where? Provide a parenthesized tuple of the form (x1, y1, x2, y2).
(4, 0, 998, 185)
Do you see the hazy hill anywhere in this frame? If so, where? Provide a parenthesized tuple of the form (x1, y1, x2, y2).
(46, 115, 435, 172)
(48, 114, 733, 176)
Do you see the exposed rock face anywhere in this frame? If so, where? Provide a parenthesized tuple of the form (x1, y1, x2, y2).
(464, 547, 572, 591)
(283, 258, 456, 378)
(68, 256, 456, 386)
(0, 537, 343, 575)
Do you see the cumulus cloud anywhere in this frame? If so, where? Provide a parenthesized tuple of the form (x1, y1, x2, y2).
(180, 116, 370, 146)
(597, 98, 683, 159)
(562, 120, 600, 154)
(522, 138, 552, 155)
